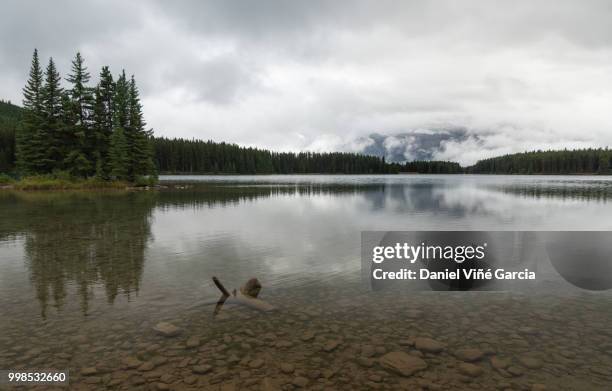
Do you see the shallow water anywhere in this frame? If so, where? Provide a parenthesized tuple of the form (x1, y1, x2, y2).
(0, 175, 611, 390)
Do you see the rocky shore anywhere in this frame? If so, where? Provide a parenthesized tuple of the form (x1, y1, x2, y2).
(1, 286, 611, 390)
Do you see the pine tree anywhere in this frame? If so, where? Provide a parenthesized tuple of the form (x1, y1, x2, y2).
(16, 49, 44, 175)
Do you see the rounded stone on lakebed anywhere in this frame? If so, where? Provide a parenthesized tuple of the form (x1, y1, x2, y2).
(280, 363, 295, 374)
(518, 355, 543, 369)
(192, 364, 212, 374)
(379, 351, 428, 377)
(153, 322, 181, 337)
(137, 361, 155, 371)
(185, 336, 200, 348)
(455, 348, 484, 362)
(248, 358, 264, 369)
(458, 362, 484, 377)
(414, 337, 445, 353)
(323, 340, 341, 352)
(490, 356, 510, 370)
(122, 356, 143, 369)
(292, 376, 309, 388)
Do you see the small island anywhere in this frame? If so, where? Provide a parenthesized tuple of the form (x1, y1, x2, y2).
(1, 50, 156, 190)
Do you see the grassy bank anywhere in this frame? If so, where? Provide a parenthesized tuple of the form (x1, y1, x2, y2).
(0, 173, 157, 190)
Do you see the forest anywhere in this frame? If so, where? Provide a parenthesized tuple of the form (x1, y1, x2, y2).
(0, 99, 20, 174)
(467, 149, 611, 174)
(128, 143, 612, 175)
(154, 137, 393, 174)
(11, 49, 155, 182)
(401, 160, 463, 174)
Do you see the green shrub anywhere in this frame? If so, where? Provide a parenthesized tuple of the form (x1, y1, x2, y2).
(0, 173, 15, 185)
(12, 175, 128, 190)
(133, 175, 158, 187)
(13, 176, 70, 190)
(50, 170, 73, 181)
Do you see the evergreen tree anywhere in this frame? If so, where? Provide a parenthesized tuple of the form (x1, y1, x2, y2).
(92, 87, 106, 177)
(113, 71, 129, 129)
(64, 52, 93, 176)
(110, 70, 132, 180)
(108, 127, 129, 179)
(128, 75, 154, 179)
(0, 100, 21, 173)
(66, 53, 93, 128)
(16, 49, 45, 175)
(599, 154, 609, 174)
(40, 57, 64, 173)
(92, 66, 114, 178)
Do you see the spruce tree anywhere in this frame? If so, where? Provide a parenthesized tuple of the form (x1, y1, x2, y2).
(16, 49, 44, 175)
(113, 71, 129, 129)
(109, 70, 131, 180)
(64, 52, 94, 176)
(41, 57, 64, 173)
(66, 53, 93, 128)
(92, 87, 105, 177)
(128, 75, 154, 179)
(92, 66, 114, 177)
(108, 127, 129, 180)
(599, 154, 609, 174)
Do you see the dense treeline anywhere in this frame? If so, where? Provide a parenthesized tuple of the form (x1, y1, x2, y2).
(468, 149, 612, 174)
(400, 160, 463, 174)
(154, 137, 394, 174)
(14, 49, 155, 181)
(0, 100, 21, 173)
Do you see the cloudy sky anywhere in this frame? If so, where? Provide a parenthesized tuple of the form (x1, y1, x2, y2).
(2, 1, 612, 165)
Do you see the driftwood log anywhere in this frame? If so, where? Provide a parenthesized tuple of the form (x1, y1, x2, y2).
(211, 276, 275, 314)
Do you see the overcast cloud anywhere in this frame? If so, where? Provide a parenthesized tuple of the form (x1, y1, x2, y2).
(2, 0, 612, 165)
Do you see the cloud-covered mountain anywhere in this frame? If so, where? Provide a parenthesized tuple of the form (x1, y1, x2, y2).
(355, 129, 471, 163)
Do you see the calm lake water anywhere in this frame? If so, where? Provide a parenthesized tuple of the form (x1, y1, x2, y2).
(0, 175, 611, 390)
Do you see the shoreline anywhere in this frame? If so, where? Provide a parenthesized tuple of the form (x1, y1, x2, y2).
(0, 177, 160, 191)
(158, 172, 612, 176)
(2, 172, 611, 192)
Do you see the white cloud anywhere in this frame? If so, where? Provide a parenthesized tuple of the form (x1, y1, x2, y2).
(2, 0, 612, 164)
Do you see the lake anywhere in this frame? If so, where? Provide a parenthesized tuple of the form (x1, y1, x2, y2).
(1, 175, 611, 390)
